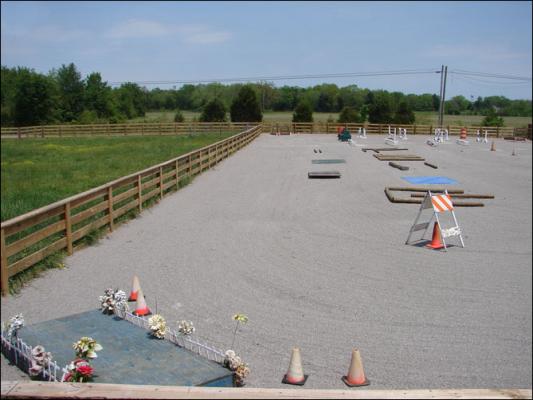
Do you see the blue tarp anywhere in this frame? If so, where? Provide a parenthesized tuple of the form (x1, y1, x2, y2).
(402, 176, 458, 185)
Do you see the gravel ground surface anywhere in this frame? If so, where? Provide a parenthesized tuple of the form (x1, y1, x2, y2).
(2, 134, 531, 389)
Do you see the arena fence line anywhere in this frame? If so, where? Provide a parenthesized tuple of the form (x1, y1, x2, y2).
(0, 126, 262, 296)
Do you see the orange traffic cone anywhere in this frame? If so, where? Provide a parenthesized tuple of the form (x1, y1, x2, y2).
(342, 349, 370, 387)
(490, 141, 496, 151)
(128, 275, 141, 302)
(460, 127, 467, 140)
(282, 348, 308, 385)
(133, 288, 151, 316)
(426, 222, 444, 250)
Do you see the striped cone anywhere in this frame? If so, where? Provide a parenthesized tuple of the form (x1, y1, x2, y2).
(342, 349, 370, 387)
(426, 222, 444, 250)
(133, 288, 151, 316)
(128, 275, 141, 302)
(282, 348, 308, 385)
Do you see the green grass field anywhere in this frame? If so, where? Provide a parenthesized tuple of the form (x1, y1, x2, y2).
(1, 132, 234, 222)
(132, 110, 531, 127)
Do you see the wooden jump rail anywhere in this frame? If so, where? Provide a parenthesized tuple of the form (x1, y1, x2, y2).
(1, 381, 531, 399)
(1, 122, 519, 138)
(0, 125, 262, 296)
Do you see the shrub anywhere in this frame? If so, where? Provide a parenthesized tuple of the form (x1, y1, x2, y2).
(481, 108, 504, 127)
(292, 101, 313, 122)
(337, 107, 364, 123)
(393, 102, 415, 124)
(174, 109, 185, 123)
(200, 99, 227, 122)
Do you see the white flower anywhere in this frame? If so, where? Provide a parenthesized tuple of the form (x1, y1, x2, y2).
(177, 320, 195, 336)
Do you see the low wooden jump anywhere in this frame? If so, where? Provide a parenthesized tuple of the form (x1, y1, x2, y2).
(374, 154, 425, 161)
(361, 147, 409, 153)
(388, 162, 409, 171)
(1, 381, 531, 399)
(384, 187, 485, 207)
(410, 193, 495, 199)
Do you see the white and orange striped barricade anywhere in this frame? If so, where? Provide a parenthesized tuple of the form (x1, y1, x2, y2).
(405, 190, 465, 251)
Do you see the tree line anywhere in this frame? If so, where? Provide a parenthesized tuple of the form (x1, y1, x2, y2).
(1, 63, 531, 127)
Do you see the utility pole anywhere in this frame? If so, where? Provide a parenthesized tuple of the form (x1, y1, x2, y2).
(438, 65, 448, 127)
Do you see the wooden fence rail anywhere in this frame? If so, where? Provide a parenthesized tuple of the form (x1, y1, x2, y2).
(1, 381, 531, 399)
(0, 122, 522, 138)
(0, 125, 262, 295)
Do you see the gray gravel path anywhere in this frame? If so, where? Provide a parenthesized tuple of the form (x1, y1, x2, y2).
(2, 134, 531, 389)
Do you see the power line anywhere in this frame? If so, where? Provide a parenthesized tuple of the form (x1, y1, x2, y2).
(450, 69, 531, 81)
(452, 74, 531, 87)
(108, 68, 441, 86)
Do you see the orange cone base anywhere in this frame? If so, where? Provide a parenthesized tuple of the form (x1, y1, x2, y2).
(426, 242, 444, 250)
(342, 376, 370, 387)
(282, 374, 308, 386)
(133, 307, 151, 316)
(128, 291, 138, 302)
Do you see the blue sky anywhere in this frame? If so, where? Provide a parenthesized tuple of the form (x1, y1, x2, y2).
(1, 1, 532, 99)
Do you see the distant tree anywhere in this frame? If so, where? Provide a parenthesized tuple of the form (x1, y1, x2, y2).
(13, 69, 57, 126)
(230, 85, 262, 122)
(393, 101, 415, 124)
(54, 63, 85, 121)
(114, 83, 146, 119)
(337, 106, 365, 123)
(84, 72, 116, 119)
(292, 101, 313, 122)
(368, 92, 393, 123)
(174, 109, 185, 122)
(432, 94, 440, 111)
(200, 98, 227, 122)
(481, 108, 504, 127)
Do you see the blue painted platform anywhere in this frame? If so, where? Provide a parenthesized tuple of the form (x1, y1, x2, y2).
(16, 310, 233, 387)
(402, 176, 458, 185)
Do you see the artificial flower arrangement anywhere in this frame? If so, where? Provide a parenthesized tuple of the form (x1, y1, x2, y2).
(29, 345, 53, 378)
(98, 288, 128, 315)
(64, 337, 102, 382)
(148, 314, 167, 339)
(224, 350, 250, 387)
(5, 314, 25, 339)
(64, 358, 94, 382)
(73, 337, 103, 359)
(177, 320, 195, 336)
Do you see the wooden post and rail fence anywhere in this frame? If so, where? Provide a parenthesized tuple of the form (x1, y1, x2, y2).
(0, 121, 525, 139)
(0, 125, 262, 295)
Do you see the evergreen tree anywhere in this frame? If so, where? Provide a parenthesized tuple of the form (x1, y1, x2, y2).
(55, 63, 85, 121)
(337, 107, 365, 123)
(368, 93, 393, 123)
(292, 101, 313, 122)
(230, 85, 262, 122)
(200, 98, 227, 122)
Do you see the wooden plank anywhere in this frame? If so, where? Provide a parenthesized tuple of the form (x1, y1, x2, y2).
(387, 186, 464, 193)
(142, 177, 159, 191)
(137, 175, 142, 212)
(108, 186, 114, 232)
(112, 200, 138, 220)
(142, 187, 160, 203)
(70, 187, 108, 209)
(5, 220, 66, 258)
(71, 201, 108, 226)
(3, 205, 65, 237)
(71, 214, 109, 242)
(389, 162, 409, 171)
(159, 166, 164, 199)
(8, 238, 67, 277)
(1, 382, 531, 399)
(0, 381, 18, 396)
(1, 229, 9, 295)
(112, 187, 137, 204)
(65, 203, 73, 255)
(410, 193, 495, 199)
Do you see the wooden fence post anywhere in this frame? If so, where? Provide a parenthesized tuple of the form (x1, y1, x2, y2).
(413, 125, 417, 135)
(137, 175, 143, 212)
(108, 186, 114, 232)
(65, 202, 73, 255)
(107, 124, 110, 136)
(496, 126, 500, 138)
(188, 154, 192, 177)
(159, 166, 164, 199)
(17, 127, 21, 139)
(429, 125, 433, 136)
(175, 160, 179, 189)
(1, 229, 8, 296)
(41, 126, 45, 138)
